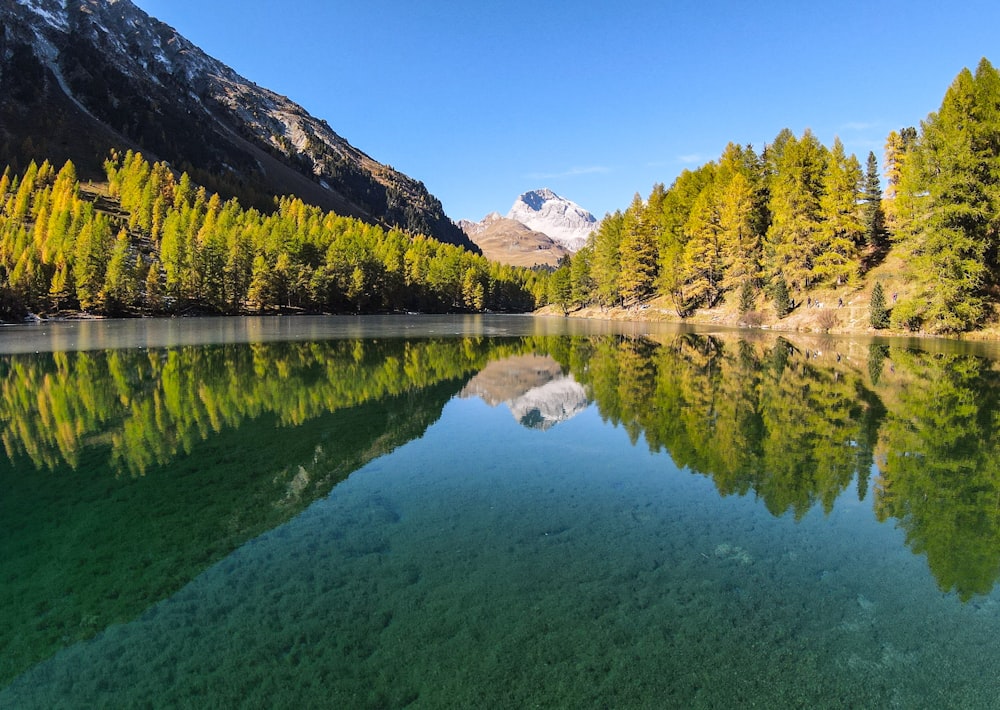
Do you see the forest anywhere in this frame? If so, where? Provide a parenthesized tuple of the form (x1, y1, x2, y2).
(550, 58, 1000, 334)
(0, 151, 546, 319)
(2, 58, 998, 331)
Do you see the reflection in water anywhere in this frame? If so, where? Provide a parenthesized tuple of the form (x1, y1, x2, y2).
(0, 338, 508, 475)
(567, 334, 884, 518)
(871, 348, 1000, 600)
(556, 333, 1000, 601)
(0, 337, 515, 685)
(5, 325, 1000, 702)
(460, 354, 589, 429)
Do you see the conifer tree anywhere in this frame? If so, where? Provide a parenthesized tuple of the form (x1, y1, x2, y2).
(765, 130, 828, 294)
(48, 261, 71, 310)
(682, 185, 724, 307)
(772, 277, 790, 318)
(548, 262, 573, 314)
(892, 59, 999, 332)
(103, 228, 137, 312)
(619, 193, 657, 305)
(145, 258, 164, 312)
(73, 215, 112, 310)
(591, 211, 623, 308)
(813, 138, 863, 287)
(883, 127, 917, 233)
(862, 151, 887, 254)
(717, 145, 766, 296)
(658, 165, 716, 314)
(869, 281, 889, 329)
(570, 244, 594, 307)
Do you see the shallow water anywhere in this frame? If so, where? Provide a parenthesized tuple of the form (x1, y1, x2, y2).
(2, 316, 1000, 708)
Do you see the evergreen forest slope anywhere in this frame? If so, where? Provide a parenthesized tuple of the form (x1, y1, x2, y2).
(0, 152, 544, 319)
(548, 58, 1000, 336)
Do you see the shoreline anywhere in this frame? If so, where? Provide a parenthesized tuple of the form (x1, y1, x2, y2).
(536, 293, 1000, 342)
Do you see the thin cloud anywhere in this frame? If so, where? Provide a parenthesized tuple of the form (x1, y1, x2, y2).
(677, 153, 709, 165)
(523, 166, 610, 180)
(839, 121, 877, 132)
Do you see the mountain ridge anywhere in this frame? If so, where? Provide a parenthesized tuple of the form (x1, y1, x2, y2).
(506, 188, 598, 252)
(459, 188, 598, 266)
(1, 0, 476, 250)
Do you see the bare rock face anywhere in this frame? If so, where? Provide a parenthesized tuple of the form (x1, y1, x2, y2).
(2, 0, 476, 250)
(505, 188, 598, 252)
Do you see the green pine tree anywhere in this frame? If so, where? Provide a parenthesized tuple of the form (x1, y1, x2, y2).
(772, 277, 790, 318)
(862, 151, 887, 254)
(869, 281, 889, 329)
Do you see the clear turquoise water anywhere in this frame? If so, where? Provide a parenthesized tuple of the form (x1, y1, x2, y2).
(3, 317, 1000, 708)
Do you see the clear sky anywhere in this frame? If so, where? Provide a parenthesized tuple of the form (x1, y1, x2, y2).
(134, 0, 998, 222)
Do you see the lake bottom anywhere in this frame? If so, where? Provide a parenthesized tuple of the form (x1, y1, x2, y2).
(4, 398, 1000, 709)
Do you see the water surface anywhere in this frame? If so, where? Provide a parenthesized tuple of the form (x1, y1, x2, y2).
(2, 316, 1000, 708)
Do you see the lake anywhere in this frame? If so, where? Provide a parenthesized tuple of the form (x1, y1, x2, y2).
(2, 315, 1000, 708)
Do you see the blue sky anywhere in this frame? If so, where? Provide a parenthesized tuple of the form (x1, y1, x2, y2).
(134, 0, 998, 222)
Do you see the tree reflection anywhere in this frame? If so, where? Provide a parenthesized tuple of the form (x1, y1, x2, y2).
(0, 336, 519, 685)
(554, 332, 1000, 599)
(562, 334, 883, 519)
(0, 338, 512, 475)
(871, 349, 1000, 601)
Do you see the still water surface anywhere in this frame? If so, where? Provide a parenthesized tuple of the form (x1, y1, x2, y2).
(2, 315, 1000, 708)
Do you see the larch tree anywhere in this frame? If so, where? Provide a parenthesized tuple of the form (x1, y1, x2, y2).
(682, 184, 725, 308)
(618, 193, 658, 305)
(657, 165, 716, 314)
(717, 144, 766, 298)
(891, 60, 999, 332)
(103, 228, 139, 313)
(813, 137, 863, 287)
(882, 126, 917, 233)
(765, 129, 828, 295)
(570, 243, 594, 307)
(591, 211, 624, 308)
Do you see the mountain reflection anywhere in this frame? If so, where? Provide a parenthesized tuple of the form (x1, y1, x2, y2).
(460, 354, 589, 430)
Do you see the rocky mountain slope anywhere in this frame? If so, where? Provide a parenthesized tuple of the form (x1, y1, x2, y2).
(506, 188, 598, 252)
(0, 0, 476, 250)
(457, 212, 569, 268)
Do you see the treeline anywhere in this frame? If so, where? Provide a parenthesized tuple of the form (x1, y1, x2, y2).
(0, 152, 546, 318)
(552, 58, 1000, 334)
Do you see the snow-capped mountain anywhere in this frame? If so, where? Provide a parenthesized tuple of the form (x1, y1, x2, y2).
(1, 0, 475, 249)
(460, 354, 589, 430)
(506, 188, 598, 252)
(457, 212, 570, 268)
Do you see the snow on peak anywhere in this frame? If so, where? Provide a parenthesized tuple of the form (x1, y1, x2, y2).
(518, 188, 559, 211)
(506, 188, 597, 252)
